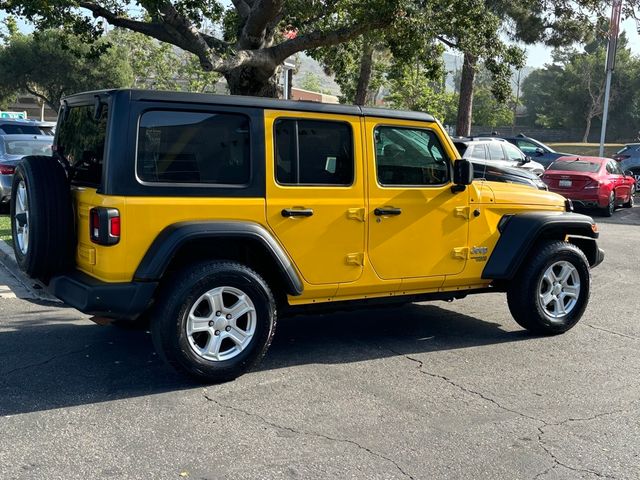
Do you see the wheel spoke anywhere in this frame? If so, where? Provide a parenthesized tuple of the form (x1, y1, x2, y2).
(227, 295, 253, 319)
(540, 291, 554, 307)
(226, 326, 248, 349)
(205, 289, 225, 313)
(543, 270, 556, 285)
(553, 297, 566, 316)
(557, 265, 573, 284)
(187, 313, 211, 334)
(562, 285, 579, 298)
(205, 333, 224, 359)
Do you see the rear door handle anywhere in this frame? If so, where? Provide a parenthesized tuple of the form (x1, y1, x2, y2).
(282, 208, 314, 218)
(374, 207, 402, 216)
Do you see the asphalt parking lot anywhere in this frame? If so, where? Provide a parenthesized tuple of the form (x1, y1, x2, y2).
(0, 207, 639, 480)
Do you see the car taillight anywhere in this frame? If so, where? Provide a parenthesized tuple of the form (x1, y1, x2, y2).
(89, 207, 120, 245)
(0, 164, 15, 175)
(584, 180, 600, 190)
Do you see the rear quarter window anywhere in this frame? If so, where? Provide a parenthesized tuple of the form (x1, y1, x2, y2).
(136, 110, 250, 185)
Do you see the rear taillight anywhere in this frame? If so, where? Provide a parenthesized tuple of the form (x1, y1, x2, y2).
(0, 164, 15, 175)
(89, 207, 120, 245)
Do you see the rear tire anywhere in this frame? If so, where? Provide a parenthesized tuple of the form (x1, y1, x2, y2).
(11, 156, 75, 281)
(151, 261, 276, 383)
(507, 241, 590, 335)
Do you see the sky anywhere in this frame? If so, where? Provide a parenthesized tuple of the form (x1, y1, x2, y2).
(1, 10, 639, 69)
(524, 17, 640, 68)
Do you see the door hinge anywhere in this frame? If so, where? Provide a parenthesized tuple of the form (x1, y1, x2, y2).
(454, 206, 470, 219)
(346, 208, 366, 222)
(345, 252, 365, 266)
(452, 247, 469, 260)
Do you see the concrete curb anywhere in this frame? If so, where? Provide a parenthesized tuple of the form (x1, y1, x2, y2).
(0, 238, 60, 302)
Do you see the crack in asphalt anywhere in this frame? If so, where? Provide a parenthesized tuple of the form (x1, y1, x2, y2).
(584, 323, 640, 341)
(202, 389, 415, 480)
(388, 348, 632, 480)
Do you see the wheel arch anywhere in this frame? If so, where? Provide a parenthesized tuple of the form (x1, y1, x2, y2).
(482, 212, 601, 281)
(134, 221, 303, 297)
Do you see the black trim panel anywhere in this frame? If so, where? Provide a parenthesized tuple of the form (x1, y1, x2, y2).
(482, 212, 600, 280)
(50, 271, 157, 320)
(134, 221, 304, 296)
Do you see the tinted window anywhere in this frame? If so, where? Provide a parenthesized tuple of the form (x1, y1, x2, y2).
(503, 143, 525, 161)
(137, 111, 250, 185)
(0, 124, 46, 135)
(470, 145, 487, 160)
(515, 139, 539, 154)
(275, 119, 353, 185)
(56, 104, 109, 187)
(374, 126, 449, 186)
(607, 161, 623, 175)
(487, 143, 505, 161)
(453, 142, 467, 156)
(548, 161, 600, 173)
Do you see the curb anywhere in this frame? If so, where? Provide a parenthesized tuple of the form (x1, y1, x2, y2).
(0, 238, 60, 302)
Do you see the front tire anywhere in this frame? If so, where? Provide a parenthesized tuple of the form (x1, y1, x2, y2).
(507, 241, 590, 335)
(151, 261, 276, 383)
(601, 192, 615, 217)
(623, 186, 634, 208)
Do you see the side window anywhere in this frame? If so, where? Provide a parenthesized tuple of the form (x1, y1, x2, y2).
(487, 143, 506, 161)
(137, 110, 250, 185)
(374, 126, 449, 186)
(515, 140, 538, 155)
(470, 144, 487, 160)
(503, 143, 525, 161)
(607, 161, 621, 175)
(274, 119, 353, 186)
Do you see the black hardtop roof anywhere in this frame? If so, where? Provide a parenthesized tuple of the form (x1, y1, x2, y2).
(62, 88, 437, 123)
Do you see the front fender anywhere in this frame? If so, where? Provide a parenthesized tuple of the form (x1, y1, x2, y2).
(482, 212, 600, 280)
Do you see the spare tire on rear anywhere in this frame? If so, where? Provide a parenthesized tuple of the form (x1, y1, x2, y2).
(11, 156, 75, 282)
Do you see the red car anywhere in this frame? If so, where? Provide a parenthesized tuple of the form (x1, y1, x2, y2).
(542, 156, 636, 216)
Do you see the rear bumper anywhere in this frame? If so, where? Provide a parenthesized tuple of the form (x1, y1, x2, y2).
(549, 189, 608, 208)
(49, 271, 157, 320)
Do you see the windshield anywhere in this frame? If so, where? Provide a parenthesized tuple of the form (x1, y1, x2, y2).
(548, 160, 600, 173)
(55, 103, 108, 187)
(4, 139, 52, 156)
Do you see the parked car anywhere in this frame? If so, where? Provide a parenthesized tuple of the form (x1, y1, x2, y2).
(11, 89, 603, 383)
(613, 143, 640, 185)
(472, 159, 548, 190)
(478, 133, 567, 168)
(542, 156, 635, 216)
(0, 135, 53, 204)
(453, 137, 545, 176)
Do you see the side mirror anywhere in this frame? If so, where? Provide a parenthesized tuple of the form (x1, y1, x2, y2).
(624, 170, 633, 177)
(452, 159, 473, 192)
(535, 147, 544, 156)
(521, 156, 531, 164)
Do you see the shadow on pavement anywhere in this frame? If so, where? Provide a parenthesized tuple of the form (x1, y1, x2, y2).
(579, 204, 640, 226)
(0, 302, 531, 416)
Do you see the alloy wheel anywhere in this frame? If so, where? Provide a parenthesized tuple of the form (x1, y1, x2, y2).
(537, 260, 581, 319)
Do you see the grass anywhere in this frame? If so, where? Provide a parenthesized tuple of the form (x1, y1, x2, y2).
(547, 143, 625, 158)
(0, 213, 12, 248)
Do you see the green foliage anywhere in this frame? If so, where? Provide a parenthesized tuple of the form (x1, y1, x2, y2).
(297, 73, 323, 93)
(521, 34, 640, 140)
(0, 27, 133, 111)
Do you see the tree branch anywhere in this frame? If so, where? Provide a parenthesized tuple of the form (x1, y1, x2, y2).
(24, 84, 57, 113)
(232, 0, 251, 18)
(239, 0, 283, 49)
(268, 21, 383, 64)
(79, 2, 173, 41)
(437, 36, 458, 49)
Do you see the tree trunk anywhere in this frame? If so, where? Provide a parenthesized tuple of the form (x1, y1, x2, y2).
(582, 116, 592, 143)
(354, 42, 374, 105)
(456, 52, 477, 136)
(224, 65, 280, 97)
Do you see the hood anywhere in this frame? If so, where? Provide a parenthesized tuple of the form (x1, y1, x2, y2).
(480, 180, 566, 208)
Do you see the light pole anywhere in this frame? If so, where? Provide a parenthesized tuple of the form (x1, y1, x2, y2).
(598, 0, 623, 157)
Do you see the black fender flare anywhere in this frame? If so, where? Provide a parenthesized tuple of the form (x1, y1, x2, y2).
(482, 212, 601, 280)
(134, 221, 303, 296)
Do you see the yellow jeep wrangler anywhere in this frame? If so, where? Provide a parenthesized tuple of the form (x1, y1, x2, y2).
(11, 89, 604, 382)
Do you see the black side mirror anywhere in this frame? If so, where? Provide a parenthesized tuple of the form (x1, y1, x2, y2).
(535, 147, 544, 156)
(521, 156, 531, 164)
(452, 159, 473, 192)
(624, 170, 633, 177)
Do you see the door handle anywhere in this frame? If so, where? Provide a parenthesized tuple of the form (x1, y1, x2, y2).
(281, 208, 314, 218)
(374, 207, 402, 216)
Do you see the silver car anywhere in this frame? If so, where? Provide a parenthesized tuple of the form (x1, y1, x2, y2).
(453, 137, 546, 176)
(0, 135, 53, 204)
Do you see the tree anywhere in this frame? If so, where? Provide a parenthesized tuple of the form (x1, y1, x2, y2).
(1, 0, 410, 97)
(0, 27, 133, 112)
(521, 34, 640, 142)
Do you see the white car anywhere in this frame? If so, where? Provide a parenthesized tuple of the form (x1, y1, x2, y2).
(453, 137, 546, 176)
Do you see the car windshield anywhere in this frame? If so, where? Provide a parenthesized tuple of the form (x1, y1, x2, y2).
(548, 160, 600, 173)
(4, 139, 52, 156)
